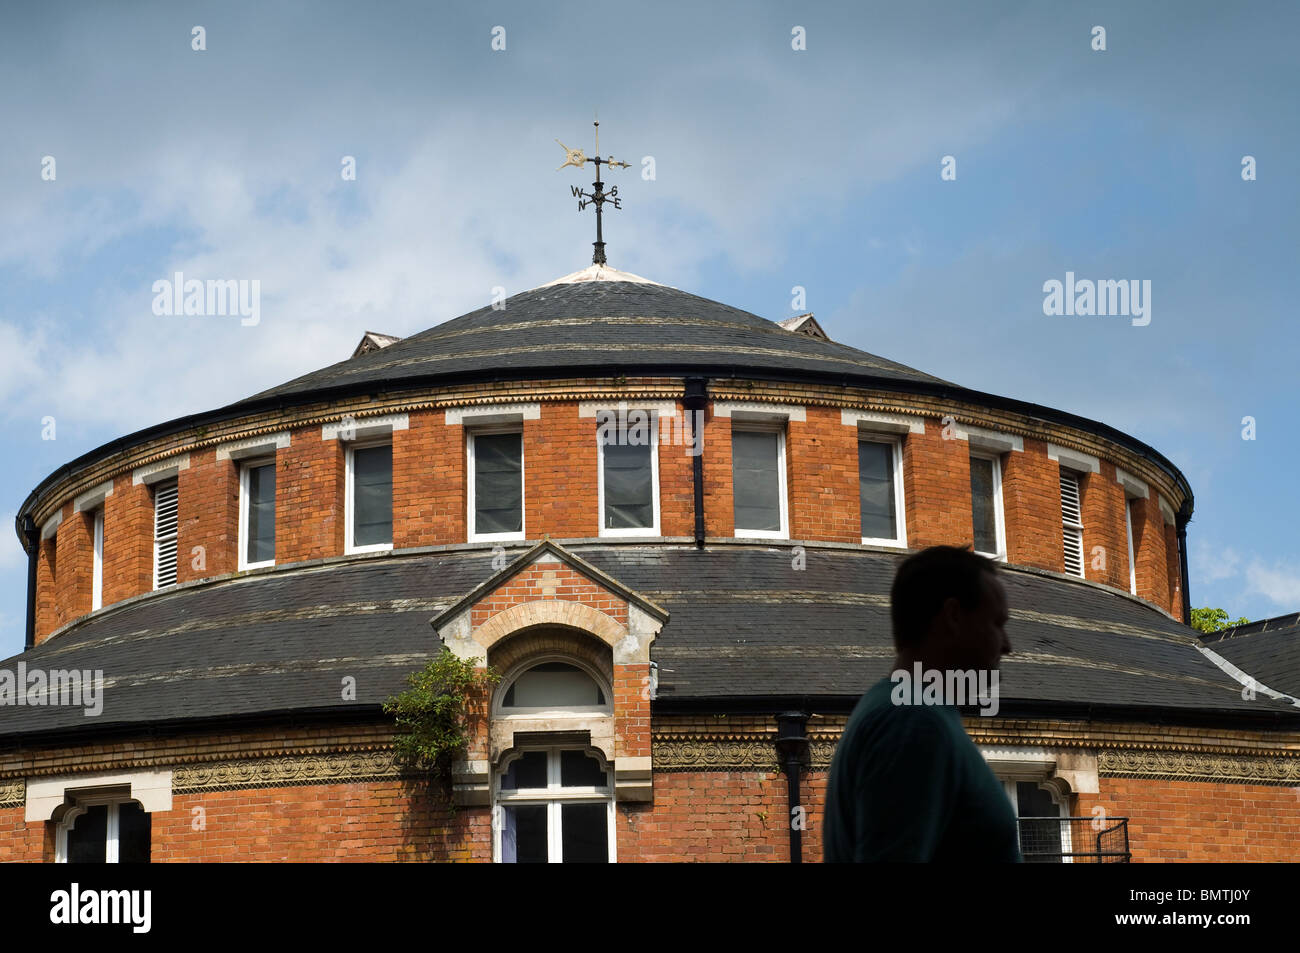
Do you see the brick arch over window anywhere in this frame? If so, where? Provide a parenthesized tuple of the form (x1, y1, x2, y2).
(472, 600, 627, 656)
(488, 625, 614, 688)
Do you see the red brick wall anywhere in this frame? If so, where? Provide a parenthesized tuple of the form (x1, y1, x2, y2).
(28, 399, 1191, 639)
(278, 426, 344, 563)
(53, 504, 92, 634)
(102, 475, 153, 605)
(1166, 522, 1184, 622)
(177, 450, 239, 584)
(903, 418, 973, 549)
(1079, 776, 1300, 862)
(1003, 439, 1062, 570)
(394, 409, 465, 547)
(1080, 464, 1128, 589)
(618, 769, 820, 861)
(155, 782, 486, 862)
(35, 538, 57, 642)
(6, 760, 1298, 862)
(789, 407, 859, 543)
(658, 408, 696, 537)
(524, 402, 597, 539)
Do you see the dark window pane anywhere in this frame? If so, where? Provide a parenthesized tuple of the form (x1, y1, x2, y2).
(246, 463, 276, 564)
(561, 803, 608, 863)
(352, 445, 392, 546)
(1016, 782, 1063, 864)
(859, 441, 897, 539)
(970, 457, 998, 554)
(502, 663, 603, 709)
(67, 803, 107, 863)
(502, 804, 548, 863)
(732, 430, 781, 531)
(603, 442, 653, 529)
(500, 751, 548, 790)
(561, 750, 608, 788)
(474, 433, 522, 535)
(117, 801, 151, 864)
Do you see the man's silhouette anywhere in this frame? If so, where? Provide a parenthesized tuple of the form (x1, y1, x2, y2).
(824, 546, 1022, 862)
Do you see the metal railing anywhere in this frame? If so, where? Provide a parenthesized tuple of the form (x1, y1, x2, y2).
(1017, 816, 1131, 863)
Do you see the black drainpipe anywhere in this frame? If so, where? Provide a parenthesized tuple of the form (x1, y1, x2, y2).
(774, 711, 810, 863)
(683, 377, 708, 549)
(1176, 500, 1192, 626)
(22, 515, 38, 650)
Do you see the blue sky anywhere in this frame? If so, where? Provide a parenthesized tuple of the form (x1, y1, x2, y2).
(1, 0, 1296, 656)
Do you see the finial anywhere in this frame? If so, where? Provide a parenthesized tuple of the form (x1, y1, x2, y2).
(556, 118, 631, 265)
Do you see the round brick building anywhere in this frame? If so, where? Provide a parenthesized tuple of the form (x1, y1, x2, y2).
(4, 262, 1298, 863)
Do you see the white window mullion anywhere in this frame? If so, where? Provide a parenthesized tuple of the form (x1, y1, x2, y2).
(105, 802, 120, 864)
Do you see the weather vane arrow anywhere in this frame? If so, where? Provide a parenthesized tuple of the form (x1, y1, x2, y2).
(556, 118, 631, 265)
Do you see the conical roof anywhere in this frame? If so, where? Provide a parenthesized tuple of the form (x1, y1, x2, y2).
(237, 265, 952, 405)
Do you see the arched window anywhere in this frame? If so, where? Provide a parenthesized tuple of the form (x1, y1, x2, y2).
(496, 660, 610, 715)
(491, 656, 616, 862)
(56, 795, 151, 863)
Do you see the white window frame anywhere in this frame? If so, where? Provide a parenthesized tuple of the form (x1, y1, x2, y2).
(238, 456, 277, 570)
(969, 451, 1006, 561)
(55, 794, 147, 864)
(596, 411, 661, 538)
(858, 434, 907, 548)
(467, 426, 526, 543)
(91, 509, 104, 610)
(1002, 779, 1074, 864)
(344, 437, 394, 555)
(1124, 499, 1138, 595)
(731, 421, 789, 540)
(152, 478, 179, 590)
(492, 745, 616, 864)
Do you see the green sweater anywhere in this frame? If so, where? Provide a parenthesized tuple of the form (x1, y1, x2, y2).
(824, 675, 1023, 862)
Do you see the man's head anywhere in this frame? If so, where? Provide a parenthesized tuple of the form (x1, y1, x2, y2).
(890, 545, 1011, 671)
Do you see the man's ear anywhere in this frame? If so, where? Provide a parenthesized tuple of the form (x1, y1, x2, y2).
(934, 596, 962, 642)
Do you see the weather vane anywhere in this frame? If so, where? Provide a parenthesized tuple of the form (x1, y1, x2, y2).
(556, 118, 631, 265)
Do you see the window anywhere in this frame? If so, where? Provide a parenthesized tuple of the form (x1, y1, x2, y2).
(91, 509, 104, 610)
(1060, 468, 1084, 578)
(153, 479, 179, 589)
(57, 796, 151, 863)
(598, 413, 659, 535)
(859, 437, 906, 546)
(732, 424, 788, 538)
(498, 662, 609, 714)
(969, 453, 1005, 559)
(469, 429, 524, 541)
(346, 442, 393, 552)
(239, 459, 276, 569)
(1124, 499, 1137, 594)
(495, 747, 614, 863)
(1003, 780, 1072, 864)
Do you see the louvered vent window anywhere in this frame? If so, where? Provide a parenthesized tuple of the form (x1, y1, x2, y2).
(153, 479, 179, 589)
(1060, 469, 1084, 578)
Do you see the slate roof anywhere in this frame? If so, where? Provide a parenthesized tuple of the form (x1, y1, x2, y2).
(235, 278, 954, 406)
(1199, 613, 1300, 698)
(1, 544, 1292, 742)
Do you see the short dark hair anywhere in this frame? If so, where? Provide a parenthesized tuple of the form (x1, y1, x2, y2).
(890, 545, 998, 649)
